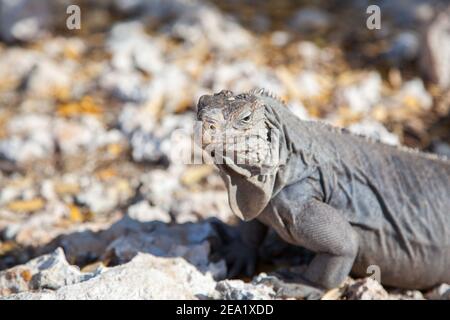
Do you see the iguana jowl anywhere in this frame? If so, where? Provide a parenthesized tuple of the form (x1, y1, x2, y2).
(197, 89, 450, 298)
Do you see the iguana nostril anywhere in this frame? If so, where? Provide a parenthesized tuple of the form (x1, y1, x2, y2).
(209, 124, 216, 130)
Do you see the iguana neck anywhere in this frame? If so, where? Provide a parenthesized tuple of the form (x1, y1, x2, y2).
(262, 96, 322, 192)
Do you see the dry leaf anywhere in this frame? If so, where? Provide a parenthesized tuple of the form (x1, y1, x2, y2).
(180, 165, 214, 186)
(7, 198, 45, 213)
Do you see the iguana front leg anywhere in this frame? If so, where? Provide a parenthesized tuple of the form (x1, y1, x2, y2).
(262, 199, 359, 299)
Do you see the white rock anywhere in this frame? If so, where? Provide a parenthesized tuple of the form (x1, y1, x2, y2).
(347, 120, 400, 146)
(100, 69, 148, 102)
(26, 58, 73, 97)
(0, 48, 41, 82)
(103, 230, 226, 280)
(0, 112, 126, 163)
(76, 179, 131, 215)
(0, 0, 50, 42)
(335, 72, 382, 113)
(425, 283, 450, 300)
(0, 114, 54, 163)
(214, 279, 275, 300)
(139, 168, 182, 210)
(113, 0, 254, 53)
(270, 31, 290, 47)
(127, 200, 171, 223)
(390, 78, 432, 110)
(34, 210, 227, 279)
(295, 71, 324, 99)
(119, 106, 195, 163)
(4, 254, 217, 300)
(5, 202, 68, 245)
(297, 41, 334, 69)
(287, 101, 310, 120)
(0, 248, 95, 297)
(167, 1, 253, 52)
(107, 21, 165, 74)
(54, 117, 126, 155)
(173, 190, 232, 223)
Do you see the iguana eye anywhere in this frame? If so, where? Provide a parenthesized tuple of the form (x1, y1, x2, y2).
(240, 112, 252, 123)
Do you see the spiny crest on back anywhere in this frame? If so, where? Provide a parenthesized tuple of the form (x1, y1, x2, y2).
(311, 119, 449, 163)
(248, 88, 287, 106)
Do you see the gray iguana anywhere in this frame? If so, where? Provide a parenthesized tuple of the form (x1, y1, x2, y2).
(196, 89, 450, 299)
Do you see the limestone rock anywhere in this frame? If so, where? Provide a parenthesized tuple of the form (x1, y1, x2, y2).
(4, 254, 217, 300)
(0, 248, 95, 297)
(344, 278, 390, 300)
(214, 279, 275, 300)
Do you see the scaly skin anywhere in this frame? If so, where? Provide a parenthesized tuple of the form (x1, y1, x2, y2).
(197, 89, 450, 298)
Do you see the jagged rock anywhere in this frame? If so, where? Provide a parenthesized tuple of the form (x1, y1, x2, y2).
(0, 248, 96, 297)
(103, 220, 226, 280)
(214, 279, 275, 300)
(343, 278, 390, 300)
(3, 253, 217, 300)
(33, 214, 227, 278)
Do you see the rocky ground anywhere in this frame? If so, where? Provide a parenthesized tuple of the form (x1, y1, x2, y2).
(0, 0, 449, 300)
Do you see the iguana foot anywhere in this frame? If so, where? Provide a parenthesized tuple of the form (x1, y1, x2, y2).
(222, 240, 258, 278)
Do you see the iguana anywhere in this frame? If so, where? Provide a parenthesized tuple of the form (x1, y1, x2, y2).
(196, 89, 450, 299)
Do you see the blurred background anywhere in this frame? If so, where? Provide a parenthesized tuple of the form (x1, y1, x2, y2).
(0, 0, 449, 299)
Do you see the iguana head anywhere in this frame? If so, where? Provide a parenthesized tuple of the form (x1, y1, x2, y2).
(196, 89, 283, 221)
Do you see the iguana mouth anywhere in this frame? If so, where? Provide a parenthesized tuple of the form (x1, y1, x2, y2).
(201, 129, 273, 174)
